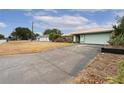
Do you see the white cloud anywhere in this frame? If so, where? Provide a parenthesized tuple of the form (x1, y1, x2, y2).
(34, 15, 90, 27)
(13, 9, 33, 12)
(43, 9, 58, 13)
(25, 10, 114, 33)
(0, 22, 6, 32)
(75, 22, 99, 29)
(24, 9, 57, 17)
(32, 15, 105, 33)
(24, 9, 113, 32)
(0, 22, 6, 28)
(70, 9, 108, 13)
(113, 10, 124, 17)
(22, 9, 32, 12)
(24, 11, 46, 17)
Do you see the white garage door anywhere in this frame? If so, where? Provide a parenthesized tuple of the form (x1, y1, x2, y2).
(80, 32, 111, 44)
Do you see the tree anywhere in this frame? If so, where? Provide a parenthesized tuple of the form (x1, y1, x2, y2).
(0, 34, 5, 39)
(43, 28, 62, 35)
(10, 27, 35, 40)
(35, 33, 40, 38)
(49, 33, 61, 41)
(43, 28, 62, 41)
(110, 16, 124, 46)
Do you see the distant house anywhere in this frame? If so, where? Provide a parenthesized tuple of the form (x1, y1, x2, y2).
(71, 28, 113, 44)
(36, 35, 49, 42)
(0, 39, 7, 44)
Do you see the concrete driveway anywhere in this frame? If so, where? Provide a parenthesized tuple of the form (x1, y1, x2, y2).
(0, 44, 101, 84)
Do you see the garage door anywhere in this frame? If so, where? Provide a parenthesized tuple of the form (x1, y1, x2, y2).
(80, 32, 111, 44)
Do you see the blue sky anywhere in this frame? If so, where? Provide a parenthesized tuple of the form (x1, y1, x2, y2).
(0, 9, 124, 37)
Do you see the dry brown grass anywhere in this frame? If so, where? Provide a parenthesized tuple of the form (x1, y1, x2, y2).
(0, 41, 73, 56)
(73, 53, 124, 84)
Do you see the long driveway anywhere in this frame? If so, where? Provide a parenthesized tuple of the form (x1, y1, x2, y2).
(0, 44, 101, 84)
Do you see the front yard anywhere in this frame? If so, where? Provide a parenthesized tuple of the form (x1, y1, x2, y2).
(1, 40, 124, 84)
(0, 41, 73, 56)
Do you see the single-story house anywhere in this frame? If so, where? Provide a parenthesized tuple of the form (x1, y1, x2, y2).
(71, 28, 112, 44)
(36, 35, 49, 42)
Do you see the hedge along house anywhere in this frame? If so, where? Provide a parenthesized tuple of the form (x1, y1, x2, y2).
(71, 28, 112, 45)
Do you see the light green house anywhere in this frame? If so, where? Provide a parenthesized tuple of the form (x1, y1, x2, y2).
(71, 28, 112, 44)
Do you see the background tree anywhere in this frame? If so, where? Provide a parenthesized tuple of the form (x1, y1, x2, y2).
(35, 33, 40, 38)
(10, 27, 35, 40)
(110, 16, 124, 46)
(49, 33, 61, 41)
(43, 28, 62, 35)
(43, 28, 62, 41)
(0, 34, 5, 39)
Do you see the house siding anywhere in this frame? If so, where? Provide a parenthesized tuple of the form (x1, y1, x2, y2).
(73, 32, 111, 44)
(37, 35, 49, 42)
(73, 35, 76, 42)
(80, 35, 85, 43)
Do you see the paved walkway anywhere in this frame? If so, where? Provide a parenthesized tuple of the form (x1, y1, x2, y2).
(0, 44, 101, 84)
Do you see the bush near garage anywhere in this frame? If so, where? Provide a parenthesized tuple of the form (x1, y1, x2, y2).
(54, 36, 73, 42)
(109, 16, 124, 46)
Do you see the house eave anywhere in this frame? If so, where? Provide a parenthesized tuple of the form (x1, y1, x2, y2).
(71, 30, 113, 35)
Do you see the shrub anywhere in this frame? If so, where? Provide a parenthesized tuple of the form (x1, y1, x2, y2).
(109, 34, 124, 46)
(110, 16, 124, 46)
(49, 33, 61, 42)
(54, 36, 73, 42)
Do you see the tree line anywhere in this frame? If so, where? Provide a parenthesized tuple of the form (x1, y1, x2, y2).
(0, 27, 62, 41)
(0, 34, 5, 39)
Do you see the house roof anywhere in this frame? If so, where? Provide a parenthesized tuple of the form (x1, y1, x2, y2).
(70, 28, 113, 35)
